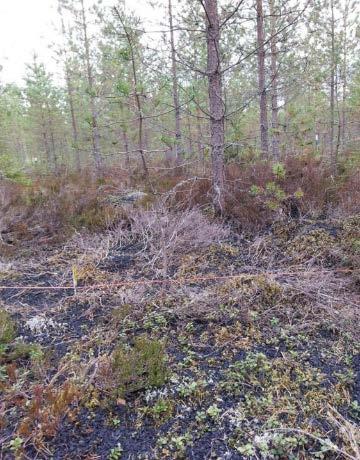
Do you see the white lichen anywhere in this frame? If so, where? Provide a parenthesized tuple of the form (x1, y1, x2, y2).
(25, 315, 63, 334)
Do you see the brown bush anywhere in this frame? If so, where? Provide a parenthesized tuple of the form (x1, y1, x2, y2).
(112, 204, 229, 275)
(0, 168, 127, 249)
(165, 154, 358, 231)
(0, 153, 358, 250)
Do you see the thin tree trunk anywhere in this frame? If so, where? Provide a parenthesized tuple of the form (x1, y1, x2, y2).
(80, 0, 102, 172)
(256, 0, 269, 156)
(40, 111, 52, 170)
(341, 0, 349, 151)
(43, 132, 51, 169)
(196, 106, 205, 173)
(330, 0, 337, 174)
(114, 7, 149, 179)
(47, 103, 58, 171)
(168, 0, 182, 161)
(204, 0, 225, 215)
(336, 90, 342, 158)
(121, 128, 133, 186)
(66, 67, 81, 171)
(59, 5, 81, 171)
(269, 0, 279, 159)
(130, 46, 148, 178)
(186, 114, 194, 156)
(335, 52, 341, 160)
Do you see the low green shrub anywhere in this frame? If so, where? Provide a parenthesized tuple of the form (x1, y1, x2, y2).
(112, 336, 168, 396)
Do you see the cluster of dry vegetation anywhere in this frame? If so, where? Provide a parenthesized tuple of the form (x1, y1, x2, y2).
(1, 152, 359, 250)
(0, 152, 359, 459)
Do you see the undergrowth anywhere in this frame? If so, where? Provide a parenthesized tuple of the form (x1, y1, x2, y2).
(0, 154, 359, 459)
(1, 153, 359, 255)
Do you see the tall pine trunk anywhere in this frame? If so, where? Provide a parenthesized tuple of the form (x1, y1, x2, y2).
(341, 0, 349, 152)
(269, 0, 280, 159)
(114, 7, 149, 179)
(59, 5, 81, 171)
(80, 0, 102, 172)
(256, 0, 269, 156)
(168, 0, 182, 161)
(329, 0, 337, 174)
(205, 0, 225, 215)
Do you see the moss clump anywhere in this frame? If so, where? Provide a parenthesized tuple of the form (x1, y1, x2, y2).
(3, 342, 43, 363)
(142, 398, 175, 424)
(350, 238, 360, 254)
(112, 336, 168, 397)
(221, 351, 348, 427)
(0, 309, 16, 344)
(340, 215, 360, 236)
(255, 276, 283, 307)
(287, 229, 336, 262)
(70, 202, 119, 231)
(338, 216, 360, 270)
(221, 350, 357, 459)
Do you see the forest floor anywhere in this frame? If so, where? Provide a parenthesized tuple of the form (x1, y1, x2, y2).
(0, 213, 359, 459)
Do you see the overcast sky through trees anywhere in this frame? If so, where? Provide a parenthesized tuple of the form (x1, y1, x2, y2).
(0, 0, 159, 84)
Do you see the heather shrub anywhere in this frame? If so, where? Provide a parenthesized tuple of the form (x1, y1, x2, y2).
(0, 154, 358, 249)
(167, 154, 358, 230)
(0, 169, 125, 247)
(111, 336, 168, 397)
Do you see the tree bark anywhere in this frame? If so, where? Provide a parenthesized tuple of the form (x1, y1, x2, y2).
(59, 4, 81, 171)
(80, 0, 102, 172)
(46, 102, 58, 171)
(341, 0, 349, 151)
(168, 0, 182, 161)
(196, 105, 206, 173)
(114, 7, 149, 179)
(329, 0, 337, 174)
(269, 0, 280, 159)
(204, 0, 225, 215)
(256, 0, 269, 156)
(121, 128, 133, 186)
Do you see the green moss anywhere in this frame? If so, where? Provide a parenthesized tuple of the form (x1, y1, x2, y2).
(287, 229, 336, 261)
(141, 398, 175, 424)
(70, 202, 119, 231)
(0, 309, 16, 344)
(350, 238, 360, 253)
(255, 276, 283, 306)
(221, 352, 345, 421)
(0, 342, 44, 373)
